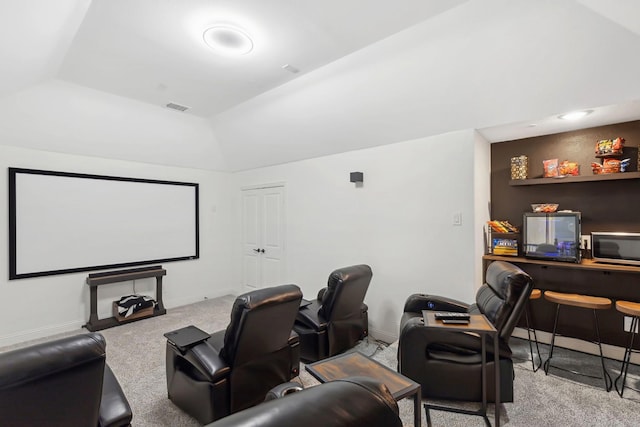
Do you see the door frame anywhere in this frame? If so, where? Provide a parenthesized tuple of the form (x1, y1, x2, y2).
(240, 182, 286, 291)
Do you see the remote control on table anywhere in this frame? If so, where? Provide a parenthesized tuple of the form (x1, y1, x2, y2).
(434, 312, 471, 320)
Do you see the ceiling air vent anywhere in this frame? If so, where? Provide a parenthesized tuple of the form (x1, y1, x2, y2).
(282, 64, 300, 74)
(165, 102, 190, 112)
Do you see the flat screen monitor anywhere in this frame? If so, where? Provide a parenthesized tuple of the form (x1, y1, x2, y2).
(523, 212, 581, 263)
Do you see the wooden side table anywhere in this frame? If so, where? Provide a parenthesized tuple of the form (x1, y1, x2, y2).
(421, 311, 500, 427)
(306, 351, 421, 427)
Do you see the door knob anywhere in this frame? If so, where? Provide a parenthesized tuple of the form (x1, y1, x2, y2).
(260, 249, 265, 253)
(253, 248, 260, 252)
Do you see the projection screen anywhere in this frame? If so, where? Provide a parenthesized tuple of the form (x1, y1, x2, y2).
(9, 168, 199, 279)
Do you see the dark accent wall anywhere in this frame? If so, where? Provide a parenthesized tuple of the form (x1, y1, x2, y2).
(490, 120, 640, 348)
(491, 120, 640, 233)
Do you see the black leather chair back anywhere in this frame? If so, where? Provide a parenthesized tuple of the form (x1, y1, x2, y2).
(221, 284, 302, 366)
(319, 264, 372, 322)
(317, 265, 372, 357)
(0, 333, 107, 427)
(219, 284, 302, 412)
(476, 260, 533, 341)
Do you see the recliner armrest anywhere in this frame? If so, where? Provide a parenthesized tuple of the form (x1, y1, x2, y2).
(403, 293, 470, 313)
(99, 364, 133, 427)
(317, 287, 327, 302)
(175, 341, 231, 383)
(295, 300, 328, 331)
(264, 381, 304, 401)
(288, 330, 299, 346)
(399, 317, 510, 362)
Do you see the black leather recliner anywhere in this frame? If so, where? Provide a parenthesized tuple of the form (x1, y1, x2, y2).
(398, 260, 533, 403)
(293, 264, 371, 362)
(166, 284, 303, 424)
(0, 332, 132, 427)
(205, 376, 402, 427)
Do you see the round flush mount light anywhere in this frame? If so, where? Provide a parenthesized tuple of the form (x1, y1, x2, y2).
(558, 110, 592, 121)
(203, 25, 253, 55)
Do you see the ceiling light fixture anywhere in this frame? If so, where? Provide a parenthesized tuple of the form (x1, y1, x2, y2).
(558, 110, 592, 121)
(203, 25, 253, 55)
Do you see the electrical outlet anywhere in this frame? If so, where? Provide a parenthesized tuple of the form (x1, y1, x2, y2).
(624, 316, 638, 333)
(581, 234, 591, 250)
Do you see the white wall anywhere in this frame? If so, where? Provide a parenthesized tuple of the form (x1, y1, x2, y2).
(0, 145, 235, 346)
(232, 129, 488, 342)
(0, 101, 490, 346)
(473, 130, 492, 287)
(0, 80, 227, 171)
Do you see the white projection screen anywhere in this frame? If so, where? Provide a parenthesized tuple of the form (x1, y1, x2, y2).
(9, 168, 199, 279)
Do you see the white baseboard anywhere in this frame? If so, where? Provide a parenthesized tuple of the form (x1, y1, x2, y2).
(0, 289, 241, 349)
(369, 327, 398, 344)
(164, 288, 239, 309)
(0, 320, 85, 348)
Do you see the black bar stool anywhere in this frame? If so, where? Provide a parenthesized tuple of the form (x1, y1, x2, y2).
(525, 289, 543, 372)
(614, 300, 640, 397)
(543, 290, 612, 391)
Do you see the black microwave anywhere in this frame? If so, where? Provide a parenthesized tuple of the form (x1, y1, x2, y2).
(523, 212, 581, 263)
(592, 232, 640, 266)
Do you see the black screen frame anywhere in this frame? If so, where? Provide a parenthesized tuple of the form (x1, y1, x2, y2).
(9, 167, 199, 279)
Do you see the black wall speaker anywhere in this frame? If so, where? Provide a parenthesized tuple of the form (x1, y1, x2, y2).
(350, 172, 363, 183)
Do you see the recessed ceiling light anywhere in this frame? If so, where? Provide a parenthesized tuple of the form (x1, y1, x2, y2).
(203, 25, 253, 55)
(558, 110, 592, 121)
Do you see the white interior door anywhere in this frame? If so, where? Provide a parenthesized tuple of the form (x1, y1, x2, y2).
(241, 186, 285, 291)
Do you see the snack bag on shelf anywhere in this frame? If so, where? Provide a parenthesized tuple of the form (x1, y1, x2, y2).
(487, 220, 518, 233)
(558, 160, 580, 176)
(595, 137, 625, 155)
(592, 158, 630, 174)
(492, 238, 518, 256)
(543, 159, 559, 177)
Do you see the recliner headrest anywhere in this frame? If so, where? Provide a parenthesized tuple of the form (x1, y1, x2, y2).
(319, 264, 372, 320)
(0, 333, 106, 389)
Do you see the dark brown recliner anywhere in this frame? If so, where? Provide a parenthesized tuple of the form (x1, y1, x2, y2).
(166, 284, 303, 424)
(0, 333, 132, 427)
(293, 264, 371, 362)
(206, 376, 402, 427)
(398, 260, 533, 403)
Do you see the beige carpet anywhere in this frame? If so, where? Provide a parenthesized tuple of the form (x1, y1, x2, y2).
(3, 296, 640, 426)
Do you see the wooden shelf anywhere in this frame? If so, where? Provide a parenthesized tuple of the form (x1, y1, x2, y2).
(595, 153, 624, 158)
(509, 171, 640, 186)
(483, 254, 640, 274)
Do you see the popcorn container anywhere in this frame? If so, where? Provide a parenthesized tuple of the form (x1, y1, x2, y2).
(510, 155, 528, 180)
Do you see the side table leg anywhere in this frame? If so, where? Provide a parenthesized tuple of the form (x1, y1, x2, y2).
(87, 285, 98, 330)
(156, 276, 166, 312)
(494, 333, 500, 427)
(414, 386, 421, 427)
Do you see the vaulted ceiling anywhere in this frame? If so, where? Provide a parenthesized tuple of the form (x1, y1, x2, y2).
(2, 0, 640, 171)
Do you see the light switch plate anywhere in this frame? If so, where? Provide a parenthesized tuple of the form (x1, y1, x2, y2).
(453, 212, 462, 226)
